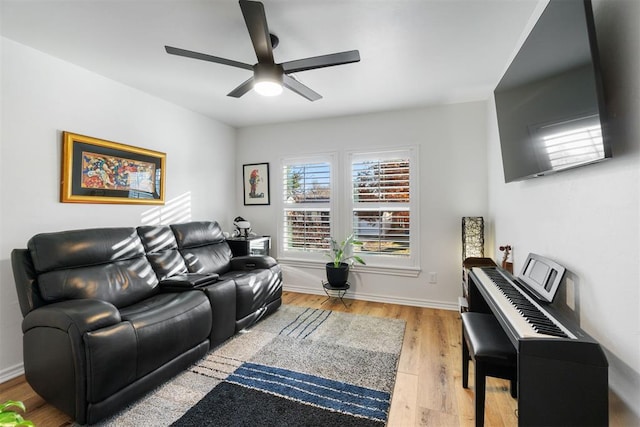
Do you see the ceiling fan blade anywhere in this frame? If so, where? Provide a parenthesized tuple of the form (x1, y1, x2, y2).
(165, 45, 253, 71)
(239, 0, 274, 64)
(283, 74, 322, 102)
(281, 50, 360, 74)
(227, 77, 255, 98)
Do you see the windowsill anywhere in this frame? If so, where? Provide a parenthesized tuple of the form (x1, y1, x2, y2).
(277, 257, 421, 278)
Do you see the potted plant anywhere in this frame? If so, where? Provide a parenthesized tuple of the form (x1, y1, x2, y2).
(0, 400, 34, 426)
(325, 234, 366, 288)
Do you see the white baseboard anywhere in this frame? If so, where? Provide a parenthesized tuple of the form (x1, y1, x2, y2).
(283, 284, 459, 311)
(0, 363, 24, 384)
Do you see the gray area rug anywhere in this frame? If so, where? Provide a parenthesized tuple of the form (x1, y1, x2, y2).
(90, 305, 406, 426)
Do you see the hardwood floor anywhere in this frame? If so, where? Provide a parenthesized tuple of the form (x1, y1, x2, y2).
(1, 291, 637, 426)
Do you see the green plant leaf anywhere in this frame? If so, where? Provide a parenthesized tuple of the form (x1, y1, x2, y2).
(0, 400, 33, 427)
(0, 402, 26, 413)
(0, 412, 21, 425)
(325, 234, 366, 267)
(353, 255, 366, 265)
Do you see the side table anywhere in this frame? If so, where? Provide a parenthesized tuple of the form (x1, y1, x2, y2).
(226, 236, 270, 257)
(321, 281, 350, 308)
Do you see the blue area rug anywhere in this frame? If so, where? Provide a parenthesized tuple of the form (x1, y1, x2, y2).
(93, 305, 406, 426)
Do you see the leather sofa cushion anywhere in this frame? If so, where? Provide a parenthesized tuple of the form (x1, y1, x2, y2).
(28, 228, 144, 272)
(85, 322, 137, 403)
(37, 258, 158, 308)
(29, 228, 158, 307)
(221, 267, 282, 319)
(137, 225, 188, 280)
(171, 221, 225, 248)
(146, 251, 188, 280)
(119, 291, 212, 378)
(172, 221, 232, 274)
(137, 225, 179, 253)
(180, 244, 232, 275)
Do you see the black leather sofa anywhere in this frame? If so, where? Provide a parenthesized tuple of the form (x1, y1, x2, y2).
(11, 221, 282, 425)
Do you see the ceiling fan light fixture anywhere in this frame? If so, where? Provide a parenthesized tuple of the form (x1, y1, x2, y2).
(254, 80, 283, 97)
(253, 63, 283, 97)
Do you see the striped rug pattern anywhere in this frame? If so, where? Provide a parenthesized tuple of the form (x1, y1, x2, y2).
(278, 306, 333, 339)
(226, 362, 391, 422)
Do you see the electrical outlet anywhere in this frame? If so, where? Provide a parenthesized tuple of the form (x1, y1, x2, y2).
(428, 272, 437, 284)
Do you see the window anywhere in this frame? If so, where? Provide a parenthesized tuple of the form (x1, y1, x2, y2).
(280, 148, 418, 274)
(281, 158, 332, 257)
(350, 148, 417, 269)
(352, 156, 410, 256)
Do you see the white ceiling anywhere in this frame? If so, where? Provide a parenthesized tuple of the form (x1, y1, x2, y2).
(1, 0, 542, 128)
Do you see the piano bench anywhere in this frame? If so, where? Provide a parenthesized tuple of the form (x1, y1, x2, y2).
(461, 312, 517, 427)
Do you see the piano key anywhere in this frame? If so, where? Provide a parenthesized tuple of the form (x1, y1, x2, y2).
(472, 267, 575, 340)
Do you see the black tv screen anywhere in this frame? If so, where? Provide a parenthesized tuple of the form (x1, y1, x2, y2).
(494, 0, 611, 183)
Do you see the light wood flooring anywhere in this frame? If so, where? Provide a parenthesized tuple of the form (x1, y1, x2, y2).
(1, 291, 638, 426)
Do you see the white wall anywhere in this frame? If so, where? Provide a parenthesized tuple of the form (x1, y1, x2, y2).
(236, 102, 489, 308)
(487, 0, 640, 414)
(0, 38, 236, 381)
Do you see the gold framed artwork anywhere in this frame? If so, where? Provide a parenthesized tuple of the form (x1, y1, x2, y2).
(243, 162, 270, 205)
(61, 132, 166, 204)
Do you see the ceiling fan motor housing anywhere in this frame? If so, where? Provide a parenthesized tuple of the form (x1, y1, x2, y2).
(254, 62, 283, 85)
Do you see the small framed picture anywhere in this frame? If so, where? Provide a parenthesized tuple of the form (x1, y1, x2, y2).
(243, 163, 270, 205)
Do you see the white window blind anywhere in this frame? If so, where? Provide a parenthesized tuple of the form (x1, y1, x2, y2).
(282, 161, 332, 254)
(351, 153, 411, 258)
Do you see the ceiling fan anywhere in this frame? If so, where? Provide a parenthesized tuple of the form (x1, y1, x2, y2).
(165, 0, 360, 101)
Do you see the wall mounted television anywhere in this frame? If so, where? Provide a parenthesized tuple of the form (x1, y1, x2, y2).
(494, 0, 611, 183)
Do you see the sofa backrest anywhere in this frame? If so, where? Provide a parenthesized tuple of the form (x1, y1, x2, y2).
(137, 225, 188, 280)
(28, 227, 159, 308)
(171, 221, 233, 275)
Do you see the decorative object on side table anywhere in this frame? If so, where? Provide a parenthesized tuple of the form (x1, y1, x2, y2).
(243, 163, 270, 205)
(499, 244, 513, 274)
(232, 216, 252, 238)
(61, 131, 166, 205)
(324, 234, 366, 287)
(0, 400, 34, 426)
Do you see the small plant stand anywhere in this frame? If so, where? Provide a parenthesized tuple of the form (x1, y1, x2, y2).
(321, 281, 350, 308)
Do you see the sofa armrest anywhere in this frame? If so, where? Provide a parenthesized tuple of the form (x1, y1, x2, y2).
(22, 299, 121, 335)
(230, 255, 278, 271)
(159, 273, 219, 290)
(21, 299, 122, 422)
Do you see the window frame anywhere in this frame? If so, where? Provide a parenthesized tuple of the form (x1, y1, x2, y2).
(347, 147, 420, 271)
(278, 153, 336, 262)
